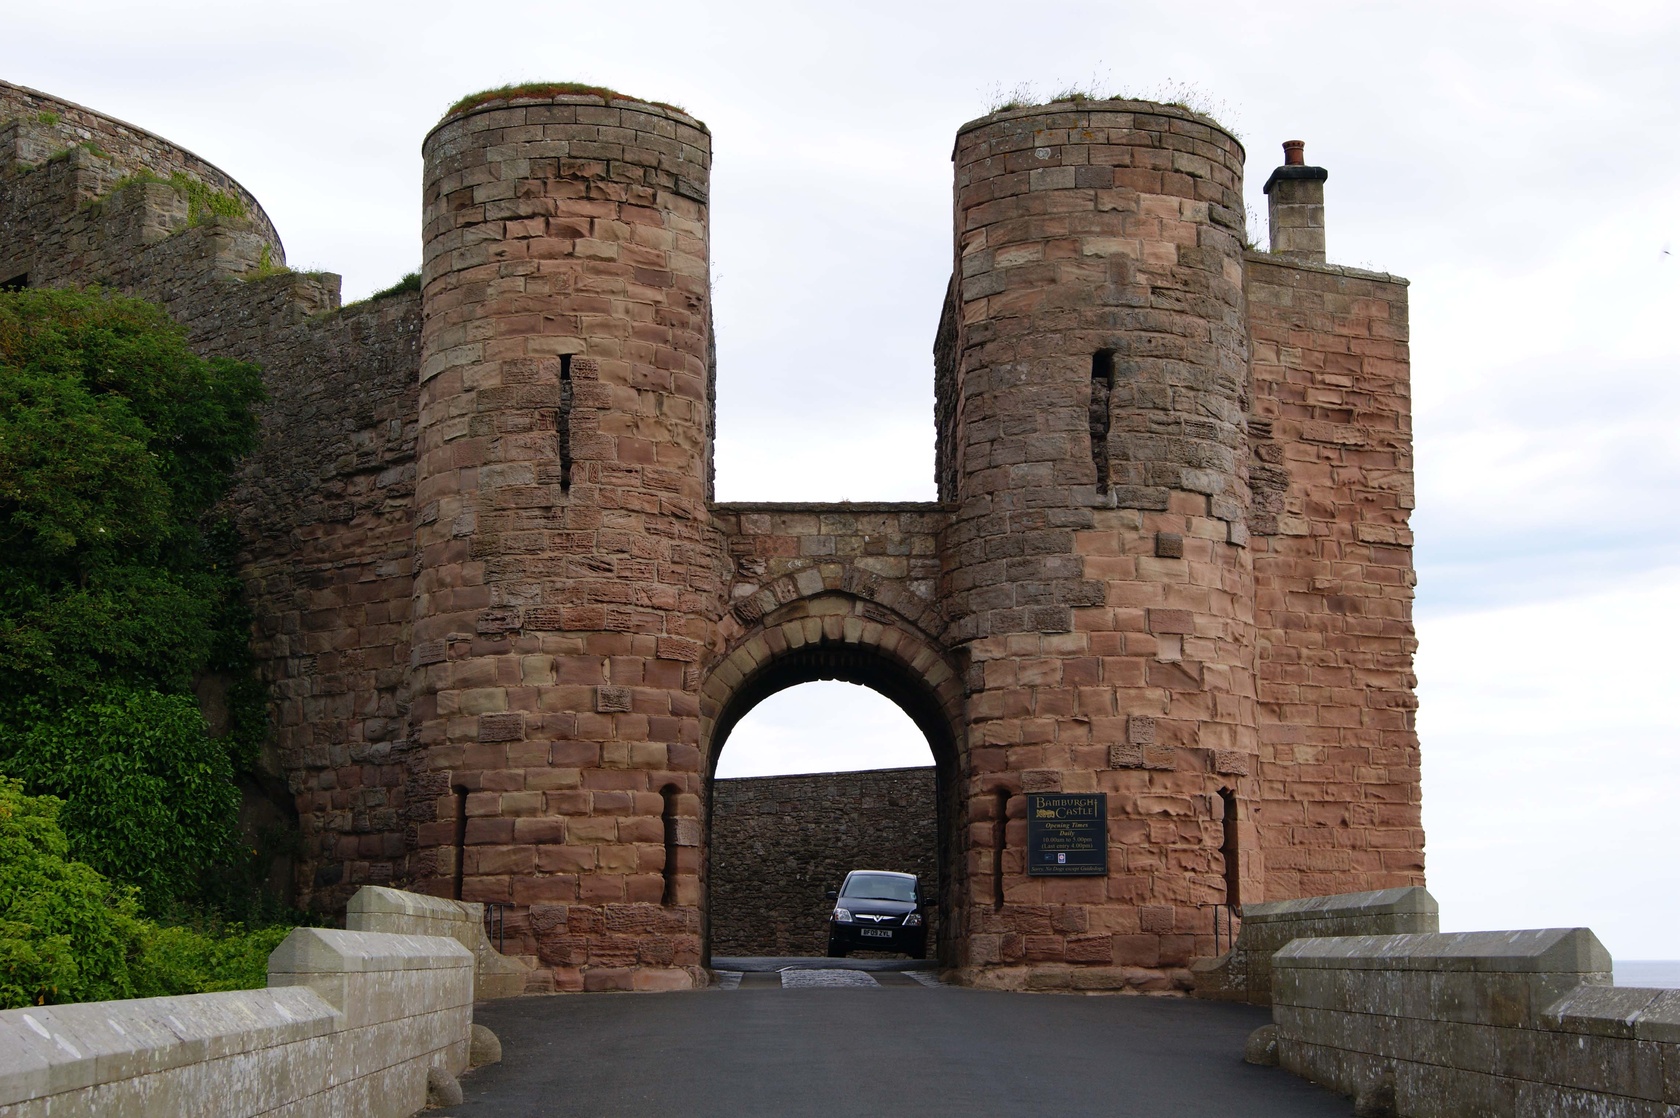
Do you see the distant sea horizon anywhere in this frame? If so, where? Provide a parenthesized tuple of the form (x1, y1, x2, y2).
(1614, 961, 1680, 988)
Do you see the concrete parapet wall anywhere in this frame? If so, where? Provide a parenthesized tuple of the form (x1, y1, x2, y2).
(347, 885, 531, 999)
(1272, 927, 1680, 1117)
(1192, 886, 1438, 1004)
(0, 924, 472, 1118)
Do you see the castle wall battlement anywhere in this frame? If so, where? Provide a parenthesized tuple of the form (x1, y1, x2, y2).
(0, 83, 1422, 992)
(0, 79, 283, 271)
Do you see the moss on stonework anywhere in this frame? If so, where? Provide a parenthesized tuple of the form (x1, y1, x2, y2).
(46, 140, 111, 164)
(339, 270, 420, 312)
(984, 79, 1238, 137)
(369, 270, 420, 300)
(446, 82, 687, 119)
(100, 170, 247, 227)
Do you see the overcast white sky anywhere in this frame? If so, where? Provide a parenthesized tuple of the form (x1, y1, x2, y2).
(7, 0, 1677, 959)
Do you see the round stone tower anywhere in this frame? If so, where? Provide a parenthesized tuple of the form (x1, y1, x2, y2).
(412, 89, 717, 991)
(940, 100, 1259, 988)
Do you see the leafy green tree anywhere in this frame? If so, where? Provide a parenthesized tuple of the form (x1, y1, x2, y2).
(0, 778, 288, 1010)
(0, 691, 239, 911)
(0, 289, 266, 911)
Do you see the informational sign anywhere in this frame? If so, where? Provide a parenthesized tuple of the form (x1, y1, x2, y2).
(1026, 793, 1108, 876)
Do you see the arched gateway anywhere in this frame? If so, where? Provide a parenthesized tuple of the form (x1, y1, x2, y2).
(0, 77, 1425, 994)
(700, 589, 965, 965)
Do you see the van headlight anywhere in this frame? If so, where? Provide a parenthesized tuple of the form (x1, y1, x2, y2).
(903, 912, 923, 927)
(832, 908, 854, 924)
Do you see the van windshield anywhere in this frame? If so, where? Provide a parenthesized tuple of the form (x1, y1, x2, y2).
(841, 874, 916, 902)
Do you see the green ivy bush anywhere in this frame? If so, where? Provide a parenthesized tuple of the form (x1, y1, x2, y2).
(0, 778, 288, 1009)
(0, 690, 239, 911)
(0, 288, 269, 915)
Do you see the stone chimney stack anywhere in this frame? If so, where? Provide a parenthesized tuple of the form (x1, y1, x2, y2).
(1263, 140, 1329, 261)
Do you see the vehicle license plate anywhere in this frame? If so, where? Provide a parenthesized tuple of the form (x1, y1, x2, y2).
(860, 929, 892, 939)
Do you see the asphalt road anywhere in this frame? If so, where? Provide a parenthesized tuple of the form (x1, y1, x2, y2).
(444, 975, 1350, 1117)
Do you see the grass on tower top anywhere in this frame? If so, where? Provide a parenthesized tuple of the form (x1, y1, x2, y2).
(447, 82, 688, 118)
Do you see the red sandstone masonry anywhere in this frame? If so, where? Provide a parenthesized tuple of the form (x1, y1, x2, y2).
(1244, 253, 1423, 898)
(413, 92, 716, 991)
(941, 103, 1259, 989)
(3, 82, 1425, 992)
(1, 78, 284, 271)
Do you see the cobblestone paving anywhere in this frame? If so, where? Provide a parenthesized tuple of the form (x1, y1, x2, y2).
(777, 968, 880, 988)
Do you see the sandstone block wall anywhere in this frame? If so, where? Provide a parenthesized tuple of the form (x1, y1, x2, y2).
(1272, 927, 1680, 1117)
(1245, 254, 1424, 898)
(3, 80, 1426, 993)
(0, 84, 424, 913)
(942, 101, 1260, 989)
(410, 92, 716, 992)
(0, 920, 472, 1118)
(1190, 885, 1439, 1004)
(709, 768, 938, 957)
(0, 79, 282, 265)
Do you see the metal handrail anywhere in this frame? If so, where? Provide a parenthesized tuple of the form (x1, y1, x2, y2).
(483, 902, 506, 953)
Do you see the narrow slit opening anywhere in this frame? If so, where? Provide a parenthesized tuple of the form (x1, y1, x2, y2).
(660, 784, 681, 906)
(558, 353, 573, 494)
(451, 784, 470, 901)
(1090, 350, 1115, 490)
(0, 274, 27, 293)
(993, 789, 1010, 911)
(1218, 787, 1240, 908)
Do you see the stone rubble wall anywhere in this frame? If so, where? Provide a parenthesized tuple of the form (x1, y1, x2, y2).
(1272, 927, 1680, 1117)
(1245, 254, 1424, 900)
(0, 95, 424, 913)
(0, 920, 472, 1118)
(347, 884, 532, 1000)
(709, 768, 938, 957)
(1190, 885, 1438, 1004)
(0, 78, 283, 264)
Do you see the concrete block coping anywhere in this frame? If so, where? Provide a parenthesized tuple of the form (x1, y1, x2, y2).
(0, 986, 337, 1107)
(348, 884, 481, 924)
(1543, 984, 1680, 1043)
(267, 927, 475, 976)
(1273, 928, 1613, 975)
(1240, 886, 1438, 926)
(1, 908, 481, 1116)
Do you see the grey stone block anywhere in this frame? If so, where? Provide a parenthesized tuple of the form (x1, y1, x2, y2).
(1244, 1024, 1279, 1066)
(428, 1065, 465, 1107)
(470, 1024, 503, 1067)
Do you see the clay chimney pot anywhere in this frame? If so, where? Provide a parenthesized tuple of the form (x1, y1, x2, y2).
(1282, 140, 1305, 166)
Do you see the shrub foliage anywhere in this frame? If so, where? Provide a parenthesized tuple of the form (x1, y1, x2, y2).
(0, 288, 267, 913)
(0, 778, 287, 1009)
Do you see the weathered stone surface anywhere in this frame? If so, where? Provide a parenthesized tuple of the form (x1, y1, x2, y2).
(469, 1024, 503, 1068)
(1, 82, 1423, 994)
(346, 885, 532, 1002)
(1269, 925, 1672, 1118)
(1193, 886, 1440, 1005)
(1245, 1023, 1280, 1066)
(0, 890, 474, 1117)
(427, 1066, 464, 1107)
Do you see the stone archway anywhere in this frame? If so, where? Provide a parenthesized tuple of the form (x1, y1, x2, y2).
(698, 592, 967, 966)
